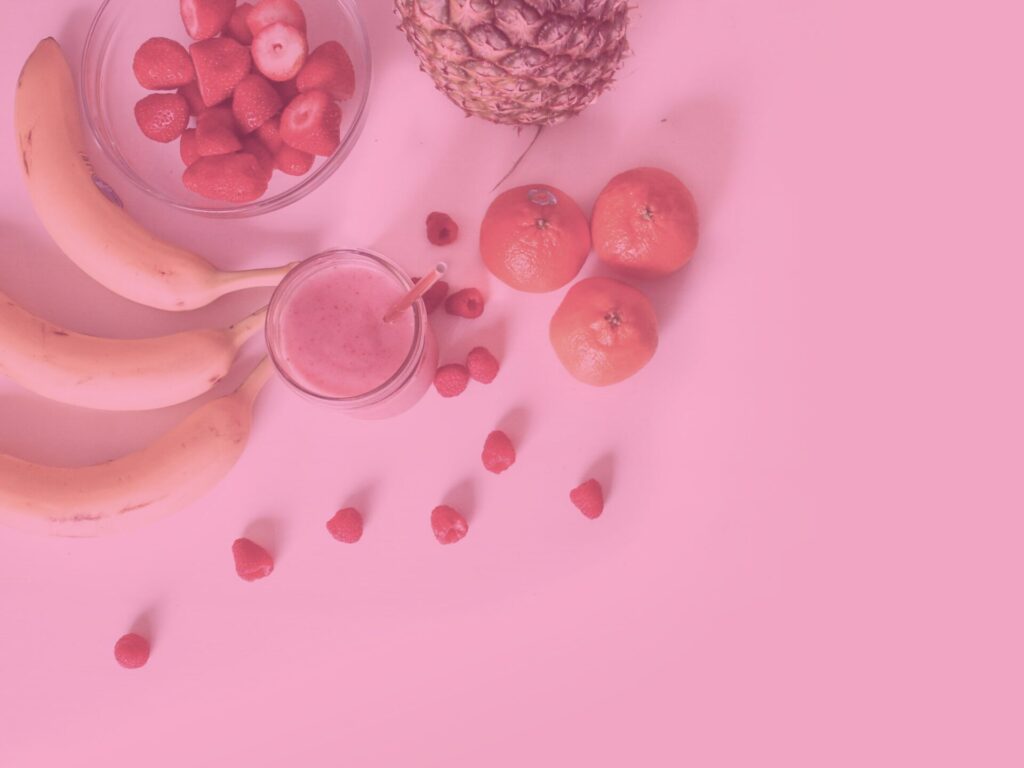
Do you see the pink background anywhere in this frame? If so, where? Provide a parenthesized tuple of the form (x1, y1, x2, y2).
(1, 1, 1022, 766)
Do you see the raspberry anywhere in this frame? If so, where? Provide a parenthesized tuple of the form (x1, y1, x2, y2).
(231, 537, 275, 581)
(466, 346, 499, 383)
(114, 633, 150, 669)
(434, 363, 470, 398)
(445, 288, 485, 319)
(482, 430, 515, 474)
(326, 507, 363, 543)
(426, 212, 459, 246)
(412, 276, 449, 314)
(431, 505, 468, 544)
(570, 479, 604, 519)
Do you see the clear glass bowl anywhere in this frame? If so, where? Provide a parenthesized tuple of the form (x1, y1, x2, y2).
(80, 0, 371, 218)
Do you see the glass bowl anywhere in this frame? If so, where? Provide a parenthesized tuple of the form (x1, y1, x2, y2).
(80, 0, 371, 217)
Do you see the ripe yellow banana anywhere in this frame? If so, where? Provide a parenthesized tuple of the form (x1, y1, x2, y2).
(0, 289, 267, 410)
(0, 357, 274, 537)
(14, 38, 293, 312)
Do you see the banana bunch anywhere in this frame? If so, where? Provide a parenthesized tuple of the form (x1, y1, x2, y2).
(1, 40, 289, 536)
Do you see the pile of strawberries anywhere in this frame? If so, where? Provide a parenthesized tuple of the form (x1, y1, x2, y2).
(132, 0, 355, 202)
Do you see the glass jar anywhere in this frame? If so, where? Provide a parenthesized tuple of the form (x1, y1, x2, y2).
(266, 249, 438, 418)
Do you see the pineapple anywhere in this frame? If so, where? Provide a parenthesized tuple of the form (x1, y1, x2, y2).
(395, 0, 630, 126)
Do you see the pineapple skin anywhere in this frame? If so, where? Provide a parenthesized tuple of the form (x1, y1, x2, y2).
(395, 0, 630, 126)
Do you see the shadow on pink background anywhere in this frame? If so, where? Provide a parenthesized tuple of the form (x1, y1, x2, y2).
(0, 0, 1021, 766)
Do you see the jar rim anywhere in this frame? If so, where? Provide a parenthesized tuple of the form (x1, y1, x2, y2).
(265, 248, 426, 408)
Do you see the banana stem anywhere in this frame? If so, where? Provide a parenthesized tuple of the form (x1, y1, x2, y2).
(236, 356, 275, 405)
(217, 262, 299, 293)
(227, 305, 269, 347)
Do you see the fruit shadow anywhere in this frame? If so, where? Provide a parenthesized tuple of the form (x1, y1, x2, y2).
(243, 516, 287, 559)
(433, 312, 509, 366)
(497, 404, 531, 450)
(130, 603, 162, 648)
(341, 481, 377, 525)
(584, 452, 617, 500)
(442, 478, 477, 524)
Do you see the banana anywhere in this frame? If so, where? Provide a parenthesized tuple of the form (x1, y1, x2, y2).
(0, 357, 274, 537)
(0, 288, 266, 410)
(14, 38, 293, 312)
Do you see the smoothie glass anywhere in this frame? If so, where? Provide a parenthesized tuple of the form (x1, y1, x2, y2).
(266, 249, 438, 418)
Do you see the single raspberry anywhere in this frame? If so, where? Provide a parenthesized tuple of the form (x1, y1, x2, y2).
(431, 505, 468, 544)
(426, 212, 459, 245)
(434, 363, 470, 398)
(466, 346, 499, 383)
(570, 479, 604, 519)
(444, 288, 484, 319)
(326, 507, 363, 543)
(114, 633, 150, 669)
(482, 430, 516, 474)
(412, 277, 449, 314)
(231, 537, 274, 581)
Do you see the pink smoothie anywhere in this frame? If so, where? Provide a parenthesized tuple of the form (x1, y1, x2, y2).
(278, 261, 417, 399)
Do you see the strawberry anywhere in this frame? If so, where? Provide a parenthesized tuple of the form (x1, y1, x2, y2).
(570, 479, 604, 519)
(225, 2, 255, 44)
(232, 73, 282, 133)
(251, 22, 308, 82)
(241, 135, 275, 181)
(257, 115, 284, 152)
(326, 507, 364, 543)
(412, 276, 449, 314)
(180, 0, 235, 41)
(273, 77, 300, 103)
(296, 41, 355, 101)
(434, 363, 470, 398)
(190, 37, 251, 107)
(247, 0, 307, 36)
(431, 505, 468, 545)
(275, 144, 313, 175)
(426, 211, 458, 245)
(466, 346, 499, 384)
(133, 37, 195, 90)
(134, 93, 189, 143)
(444, 288, 485, 319)
(180, 128, 200, 166)
(113, 633, 150, 669)
(196, 106, 242, 156)
(482, 430, 516, 474)
(177, 80, 206, 116)
(184, 153, 268, 202)
(231, 537, 275, 581)
(280, 90, 341, 156)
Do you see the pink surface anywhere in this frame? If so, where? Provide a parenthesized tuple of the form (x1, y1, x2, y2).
(1, 1, 1022, 766)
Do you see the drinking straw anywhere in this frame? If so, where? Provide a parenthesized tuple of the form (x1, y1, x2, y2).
(383, 262, 447, 323)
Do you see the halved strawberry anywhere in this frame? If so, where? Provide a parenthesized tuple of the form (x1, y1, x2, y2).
(180, 0, 235, 41)
(180, 128, 201, 166)
(196, 106, 242, 156)
(183, 153, 268, 202)
(241, 135, 276, 181)
(190, 37, 251, 107)
(232, 73, 282, 133)
(225, 3, 255, 44)
(246, 0, 307, 36)
(177, 80, 206, 116)
(275, 144, 313, 175)
(134, 93, 189, 143)
(297, 41, 355, 101)
(280, 90, 341, 156)
(251, 22, 307, 82)
(133, 37, 195, 90)
(257, 115, 284, 152)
